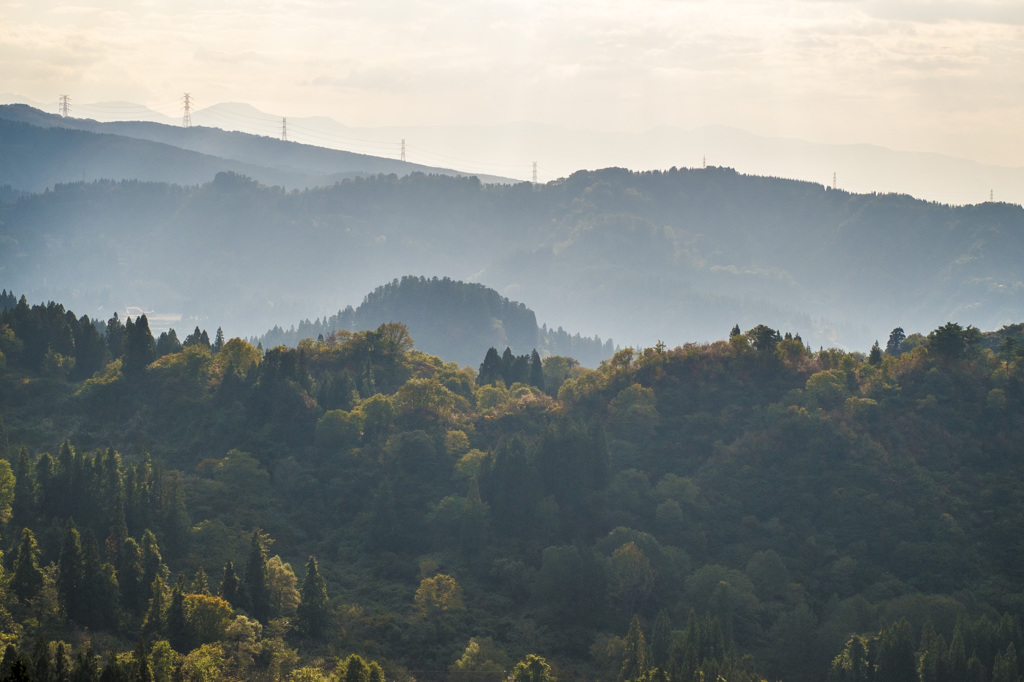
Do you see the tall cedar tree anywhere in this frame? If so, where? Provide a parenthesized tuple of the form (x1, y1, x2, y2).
(244, 530, 270, 621)
(296, 556, 329, 639)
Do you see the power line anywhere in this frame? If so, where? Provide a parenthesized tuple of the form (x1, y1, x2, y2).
(182, 93, 192, 128)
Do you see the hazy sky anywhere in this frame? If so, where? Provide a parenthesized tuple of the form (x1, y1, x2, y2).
(3, 0, 1023, 167)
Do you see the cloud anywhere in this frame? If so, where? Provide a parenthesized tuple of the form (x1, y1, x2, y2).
(864, 0, 1024, 25)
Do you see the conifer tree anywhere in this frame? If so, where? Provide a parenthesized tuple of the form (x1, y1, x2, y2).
(621, 616, 653, 682)
(296, 556, 329, 639)
(220, 560, 241, 609)
(9, 528, 44, 606)
(166, 579, 189, 652)
(57, 521, 83, 620)
(244, 530, 269, 621)
(529, 349, 545, 390)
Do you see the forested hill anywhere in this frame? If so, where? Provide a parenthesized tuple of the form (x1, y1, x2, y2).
(256, 276, 615, 367)
(0, 104, 513, 191)
(1, 167, 1021, 351)
(1, 297, 1024, 681)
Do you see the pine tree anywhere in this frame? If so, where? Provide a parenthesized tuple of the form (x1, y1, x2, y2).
(296, 556, 329, 639)
(213, 327, 225, 353)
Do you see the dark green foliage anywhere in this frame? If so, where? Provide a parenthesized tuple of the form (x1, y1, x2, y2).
(243, 530, 269, 622)
(9, 529, 43, 605)
(154, 329, 181, 357)
(121, 315, 156, 375)
(886, 326, 906, 356)
(296, 556, 329, 639)
(478, 347, 503, 386)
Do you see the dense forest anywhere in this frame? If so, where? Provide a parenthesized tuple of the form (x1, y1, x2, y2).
(2, 165, 1022, 352)
(0, 292, 1022, 681)
(256, 277, 615, 368)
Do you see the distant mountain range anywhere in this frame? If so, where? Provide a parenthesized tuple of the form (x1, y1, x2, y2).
(0, 104, 515, 192)
(1, 158, 1021, 353)
(4, 95, 1022, 205)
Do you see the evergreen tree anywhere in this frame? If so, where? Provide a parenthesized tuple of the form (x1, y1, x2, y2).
(868, 341, 882, 365)
(621, 615, 653, 682)
(9, 528, 44, 606)
(106, 312, 125, 359)
(220, 560, 241, 609)
(143, 575, 167, 634)
(296, 556, 329, 639)
(57, 521, 84, 620)
(876, 619, 916, 682)
(477, 347, 503, 386)
(154, 329, 181, 357)
(166, 580, 189, 652)
(212, 327, 225, 353)
(122, 314, 156, 375)
(650, 610, 672, 669)
(886, 327, 906, 356)
(243, 530, 269, 621)
(529, 349, 545, 390)
(500, 347, 515, 385)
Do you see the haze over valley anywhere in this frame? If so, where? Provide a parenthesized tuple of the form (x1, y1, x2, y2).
(2, 2, 1024, 681)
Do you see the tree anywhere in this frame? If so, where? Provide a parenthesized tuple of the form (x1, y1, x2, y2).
(220, 560, 241, 609)
(9, 528, 44, 606)
(529, 349, 545, 390)
(886, 327, 906, 356)
(414, 573, 465, 631)
(511, 654, 555, 682)
(122, 314, 156, 375)
(620, 616, 653, 682)
(928, 322, 969, 360)
(155, 329, 182, 357)
(868, 341, 882, 365)
(243, 530, 269, 621)
(745, 325, 781, 353)
(212, 327, 225, 353)
(478, 347, 503, 386)
(296, 556, 329, 639)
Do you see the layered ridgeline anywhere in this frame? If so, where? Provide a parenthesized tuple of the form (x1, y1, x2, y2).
(256, 276, 615, 367)
(1, 294, 1024, 682)
(0, 104, 514, 192)
(1, 167, 1021, 351)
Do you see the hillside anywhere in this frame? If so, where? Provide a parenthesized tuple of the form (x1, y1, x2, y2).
(256, 276, 615, 368)
(0, 105, 515, 191)
(0, 296, 1022, 681)
(1, 168, 1022, 351)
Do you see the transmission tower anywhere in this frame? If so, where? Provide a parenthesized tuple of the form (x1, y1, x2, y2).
(59, 94, 71, 117)
(281, 118, 288, 141)
(990, 189, 994, 202)
(532, 161, 538, 184)
(832, 172, 837, 190)
(702, 155, 706, 169)
(401, 139, 406, 162)
(182, 93, 193, 128)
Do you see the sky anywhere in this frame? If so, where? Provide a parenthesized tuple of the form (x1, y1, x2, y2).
(2, 0, 1024, 170)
